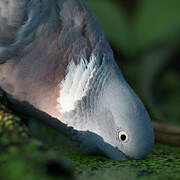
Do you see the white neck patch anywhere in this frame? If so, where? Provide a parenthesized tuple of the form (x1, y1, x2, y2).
(57, 54, 99, 114)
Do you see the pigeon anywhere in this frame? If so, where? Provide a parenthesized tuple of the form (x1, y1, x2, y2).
(0, 0, 154, 160)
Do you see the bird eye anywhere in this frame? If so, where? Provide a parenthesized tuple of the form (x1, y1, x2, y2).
(118, 131, 128, 142)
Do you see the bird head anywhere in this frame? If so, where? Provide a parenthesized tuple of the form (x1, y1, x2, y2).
(58, 54, 154, 160)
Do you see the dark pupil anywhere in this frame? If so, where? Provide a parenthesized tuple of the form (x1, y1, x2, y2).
(121, 134, 126, 141)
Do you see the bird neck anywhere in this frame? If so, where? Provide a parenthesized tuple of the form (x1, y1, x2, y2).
(57, 54, 112, 130)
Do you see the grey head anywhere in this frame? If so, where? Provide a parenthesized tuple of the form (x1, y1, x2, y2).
(59, 54, 154, 160)
(0, 0, 154, 160)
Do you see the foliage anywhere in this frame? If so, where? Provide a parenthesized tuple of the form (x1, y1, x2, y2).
(87, 0, 180, 54)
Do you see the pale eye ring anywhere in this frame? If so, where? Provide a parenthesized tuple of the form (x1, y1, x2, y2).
(118, 131, 128, 142)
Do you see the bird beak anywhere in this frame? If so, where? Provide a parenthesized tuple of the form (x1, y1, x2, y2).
(97, 141, 130, 160)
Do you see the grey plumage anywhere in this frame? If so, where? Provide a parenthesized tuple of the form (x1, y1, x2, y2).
(0, 0, 154, 160)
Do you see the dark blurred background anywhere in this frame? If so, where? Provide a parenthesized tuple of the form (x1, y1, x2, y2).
(87, 0, 180, 126)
